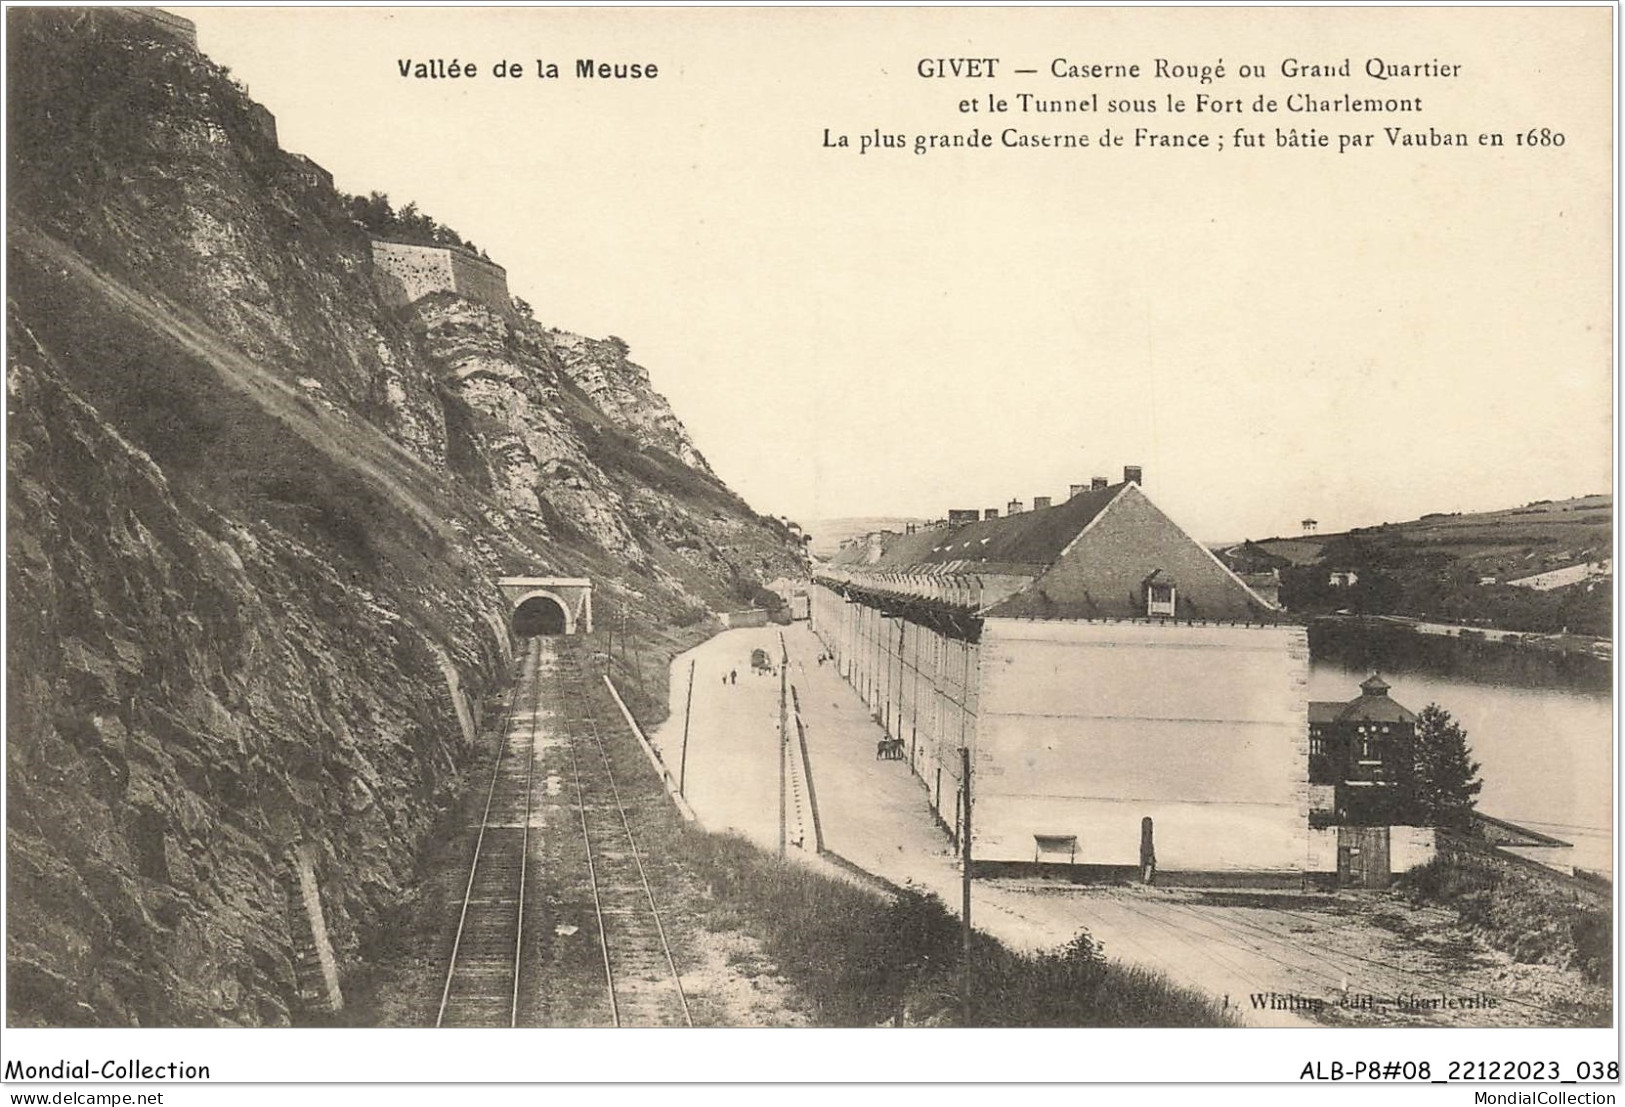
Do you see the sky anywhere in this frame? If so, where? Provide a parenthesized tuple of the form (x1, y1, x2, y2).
(187, 6, 1613, 543)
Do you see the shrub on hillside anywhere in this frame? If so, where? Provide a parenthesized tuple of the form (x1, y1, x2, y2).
(1396, 853, 1613, 985)
(672, 603, 708, 628)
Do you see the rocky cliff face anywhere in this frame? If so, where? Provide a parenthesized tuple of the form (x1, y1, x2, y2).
(549, 331, 714, 475)
(6, 8, 803, 1026)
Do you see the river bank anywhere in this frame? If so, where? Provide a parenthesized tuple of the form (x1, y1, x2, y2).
(1308, 617, 1610, 696)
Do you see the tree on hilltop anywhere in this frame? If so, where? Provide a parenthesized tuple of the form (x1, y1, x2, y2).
(347, 190, 396, 235)
(346, 190, 468, 249)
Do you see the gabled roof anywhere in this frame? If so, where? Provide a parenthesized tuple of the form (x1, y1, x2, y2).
(829, 481, 1281, 622)
(985, 483, 1281, 621)
(830, 485, 1122, 574)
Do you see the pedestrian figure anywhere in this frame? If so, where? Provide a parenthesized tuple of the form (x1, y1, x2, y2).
(1140, 816, 1156, 885)
(730, 669, 737, 685)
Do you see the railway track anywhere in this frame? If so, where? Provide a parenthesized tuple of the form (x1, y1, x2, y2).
(435, 640, 542, 1027)
(557, 650, 693, 1027)
(433, 636, 691, 1027)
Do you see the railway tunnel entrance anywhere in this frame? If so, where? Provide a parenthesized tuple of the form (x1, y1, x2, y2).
(513, 594, 569, 637)
(497, 576, 593, 638)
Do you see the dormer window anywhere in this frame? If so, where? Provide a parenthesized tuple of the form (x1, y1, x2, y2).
(1147, 579, 1176, 617)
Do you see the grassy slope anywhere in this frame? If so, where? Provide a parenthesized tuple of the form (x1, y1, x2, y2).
(680, 830, 1237, 1027)
(1394, 847, 1611, 1023)
(1257, 495, 1611, 574)
(1249, 496, 1611, 636)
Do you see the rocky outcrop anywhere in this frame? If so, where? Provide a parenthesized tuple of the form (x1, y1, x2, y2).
(6, 332, 497, 1025)
(10, 10, 446, 462)
(6, 8, 803, 1026)
(418, 296, 643, 558)
(550, 332, 714, 475)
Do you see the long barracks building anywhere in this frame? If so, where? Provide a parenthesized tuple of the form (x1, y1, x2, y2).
(811, 468, 1313, 878)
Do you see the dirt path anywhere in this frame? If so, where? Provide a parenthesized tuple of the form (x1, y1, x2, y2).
(977, 881, 1603, 1027)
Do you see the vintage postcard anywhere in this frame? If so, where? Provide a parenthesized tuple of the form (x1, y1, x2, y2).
(3, 3, 1615, 1097)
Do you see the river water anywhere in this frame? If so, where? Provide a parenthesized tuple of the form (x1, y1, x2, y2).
(1308, 662, 1614, 877)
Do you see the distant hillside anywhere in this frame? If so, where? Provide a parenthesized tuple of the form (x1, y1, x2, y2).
(1229, 495, 1611, 636)
(805, 516, 928, 558)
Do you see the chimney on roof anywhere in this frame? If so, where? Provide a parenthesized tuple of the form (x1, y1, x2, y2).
(1007, 498, 1024, 516)
(1070, 483, 1087, 500)
(1124, 465, 1143, 486)
(1091, 476, 1109, 491)
(984, 507, 999, 520)
(905, 523, 917, 534)
(1032, 496, 1052, 511)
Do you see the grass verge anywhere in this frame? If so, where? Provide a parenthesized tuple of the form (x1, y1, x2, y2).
(680, 828, 1237, 1027)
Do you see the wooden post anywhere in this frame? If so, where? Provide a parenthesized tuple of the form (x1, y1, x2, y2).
(778, 636, 789, 858)
(630, 617, 647, 697)
(678, 659, 696, 795)
(960, 745, 972, 1027)
(795, 711, 826, 853)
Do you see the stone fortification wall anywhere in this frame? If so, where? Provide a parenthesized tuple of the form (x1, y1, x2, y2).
(112, 7, 198, 47)
(450, 252, 512, 315)
(371, 240, 512, 316)
(245, 102, 278, 147)
(371, 241, 457, 307)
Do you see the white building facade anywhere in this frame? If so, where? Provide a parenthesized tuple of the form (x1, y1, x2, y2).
(812, 472, 1311, 879)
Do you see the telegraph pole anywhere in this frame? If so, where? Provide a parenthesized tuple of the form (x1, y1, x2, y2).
(631, 631, 647, 697)
(961, 745, 973, 1027)
(678, 659, 696, 795)
(778, 635, 789, 858)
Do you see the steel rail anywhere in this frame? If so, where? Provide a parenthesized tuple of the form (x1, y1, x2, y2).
(561, 657, 620, 1027)
(508, 641, 542, 1026)
(435, 641, 530, 1028)
(572, 660, 694, 1027)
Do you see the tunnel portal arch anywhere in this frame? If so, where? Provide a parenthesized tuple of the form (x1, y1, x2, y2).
(496, 576, 593, 638)
(512, 591, 572, 637)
